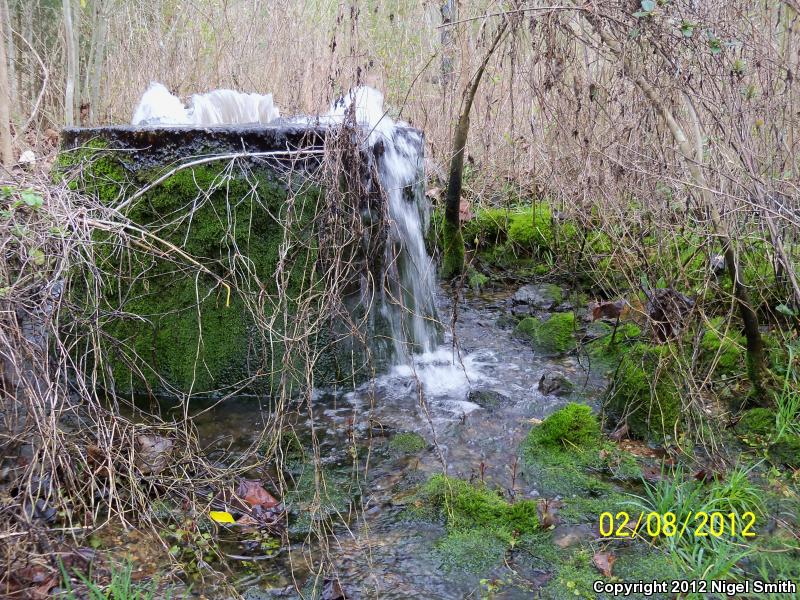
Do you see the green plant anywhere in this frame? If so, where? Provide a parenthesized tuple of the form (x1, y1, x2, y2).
(705, 466, 764, 516)
(60, 560, 167, 600)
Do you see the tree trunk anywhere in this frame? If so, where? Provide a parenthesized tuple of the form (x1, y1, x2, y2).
(87, 0, 108, 124)
(63, 0, 78, 127)
(439, 1, 455, 87)
(441, 19, 508, 279)
(0, 0, 12, 167)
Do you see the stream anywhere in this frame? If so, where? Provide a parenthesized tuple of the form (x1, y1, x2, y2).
(173, 285, 606, 599)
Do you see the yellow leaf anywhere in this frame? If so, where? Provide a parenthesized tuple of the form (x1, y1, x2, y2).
(209, 510, 235, 524)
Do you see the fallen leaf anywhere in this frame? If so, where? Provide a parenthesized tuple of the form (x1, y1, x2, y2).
(459, 199, 473, 222)
(135, 434, 173, 475)
(592, 552, 616, 577)
(237, 479, 280, 509)
(642, 464, 664, 482)
(32, 574, 59, 599)
(234, 514, 260, 527)
(426, 187, 442, 201)
(209, 510, 236, 524)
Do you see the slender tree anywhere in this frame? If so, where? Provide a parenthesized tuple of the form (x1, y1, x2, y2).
(62, 0, 78, 127)
(0, 0, 12, 167)
(441, 18, 508, 279)
(590, 19, 769, 404)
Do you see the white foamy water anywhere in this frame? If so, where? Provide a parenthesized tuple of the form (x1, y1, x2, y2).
(389, 348, 487, 401)
(190, 89, 279, 125)
(131, 82, 279, 126)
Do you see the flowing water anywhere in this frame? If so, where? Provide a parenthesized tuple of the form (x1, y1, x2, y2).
(181, 287, 606, 599)
(329, 87, 439, 359)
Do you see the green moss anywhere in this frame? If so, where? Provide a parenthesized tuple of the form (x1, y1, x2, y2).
(605, 343, 683, 443)
(519, 404, 626, 503)
(410, 474, 539, 572)
(416, 474, 538, 539)
(515, 312, 575, 354)
(701, 317, 744, 374)
(737, 407, 774, 438)
(462, 207, 509, 248)
(507, 204, 552, 252)
(587, 322, 642, 364)
(61, 147, 328, 396)
(440, 220, 465, 280)
(529, 403, 600, 449)
(515, 316, 540, 339)
(388, 431, 427, 455)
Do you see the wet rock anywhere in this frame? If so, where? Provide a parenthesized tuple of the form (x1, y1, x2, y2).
(551, 524, 595, 549)
(510, 283, 563, 314)
(467, 388, 510, 410)
(537, 370, 574, 396)
(495, 313, 519, 329)
(584, 320, 612, 340)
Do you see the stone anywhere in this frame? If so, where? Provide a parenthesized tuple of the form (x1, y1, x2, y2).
(510, 283, 563, 314)
(551, 524, 595, 549)
(538, 370, 574, 396)
(467, 388, 510, 410)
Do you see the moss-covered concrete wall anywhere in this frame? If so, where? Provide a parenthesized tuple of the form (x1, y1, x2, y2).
(59, 125, 352, 398)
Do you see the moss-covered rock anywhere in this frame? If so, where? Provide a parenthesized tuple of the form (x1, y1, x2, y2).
(604, 343, 683, 443)
(59, 143, 338, 397)
(388, 431, 427, 455)
(507, 204, 552, 253)
(529, 403, 600, 449)
(515, 312, 575, 354)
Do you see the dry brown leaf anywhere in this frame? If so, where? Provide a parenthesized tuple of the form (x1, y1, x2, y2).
(459, 199, 473, 222)
(592, 552, 616, 577)
(135, 434, 173, 475)
(237, 479, 279, 509)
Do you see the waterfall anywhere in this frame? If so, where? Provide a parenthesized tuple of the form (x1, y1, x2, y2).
(327, 88, 439, 359)
(130, 83, 439, 363)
